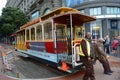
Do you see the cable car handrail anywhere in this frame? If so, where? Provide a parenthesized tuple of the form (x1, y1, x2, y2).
(72, 40, 81, 68)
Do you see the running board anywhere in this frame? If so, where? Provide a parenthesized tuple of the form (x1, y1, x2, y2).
(17, 50, 29, 57)
(57, 66, 72, 73)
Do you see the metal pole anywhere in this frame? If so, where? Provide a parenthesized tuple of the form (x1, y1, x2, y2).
(70, 14, 74, 68)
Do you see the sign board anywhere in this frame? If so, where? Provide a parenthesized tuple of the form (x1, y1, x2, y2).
(111, 20, 118, 29)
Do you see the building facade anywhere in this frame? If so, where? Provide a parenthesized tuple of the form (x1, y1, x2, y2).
(70, 0, 120, 40)
(6, 0, 120, 40)
(6, 0, 62, 21)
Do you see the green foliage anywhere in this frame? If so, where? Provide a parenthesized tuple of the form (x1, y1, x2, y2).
(0, 7, 28, 36)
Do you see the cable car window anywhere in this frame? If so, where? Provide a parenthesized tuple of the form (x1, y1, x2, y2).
(17, 34, 19, 43)
(36, 25, 42, 40)
(56, 25, 66, 39)
(19, 33, 21, 41)
(26, 29, 29, 40)
(44, 22, 52, 40)
(31, 28, 35, 40)
(75, 27, 84, 39)
(22, 31, 25, 41)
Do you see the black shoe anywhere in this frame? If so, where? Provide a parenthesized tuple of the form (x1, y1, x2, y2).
(109, 70, 114, 73)
(104, 72, 112, 75)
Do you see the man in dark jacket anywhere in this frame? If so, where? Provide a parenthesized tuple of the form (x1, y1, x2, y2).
(93, 38, 113, 75)
(80, 38, 95, 80)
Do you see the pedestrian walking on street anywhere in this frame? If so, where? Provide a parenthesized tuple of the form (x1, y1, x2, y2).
(93, 38, 113, 75)
(103, 35, 110, 54)
(111, 37, 118, 56)
(79, 32, 95, 80)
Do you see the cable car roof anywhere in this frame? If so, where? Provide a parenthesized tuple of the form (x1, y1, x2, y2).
(41, 7, 79, 21)
(17, 11, 96, 33)
(53, 12, 96, 26)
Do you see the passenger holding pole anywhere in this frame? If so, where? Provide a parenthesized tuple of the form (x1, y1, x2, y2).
(103, 35, 110, 54)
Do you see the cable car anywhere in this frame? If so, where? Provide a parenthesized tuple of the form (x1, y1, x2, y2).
(16, 7, 96, 73)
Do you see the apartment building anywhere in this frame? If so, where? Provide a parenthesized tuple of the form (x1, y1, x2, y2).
(6, 0, 62, 21)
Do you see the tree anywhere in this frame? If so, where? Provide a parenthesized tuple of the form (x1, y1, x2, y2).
(0, 7, 28, 37)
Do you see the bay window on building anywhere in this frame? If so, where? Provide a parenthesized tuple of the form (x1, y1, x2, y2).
(31, 11, 39, 21)
(43, 8, 51, 15)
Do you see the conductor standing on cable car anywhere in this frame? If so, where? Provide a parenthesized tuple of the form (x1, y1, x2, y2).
(79, 32, 95, 80)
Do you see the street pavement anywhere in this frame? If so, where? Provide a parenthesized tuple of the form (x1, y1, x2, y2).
(0, 43, 120, 80)
(52, 55, 120, 80)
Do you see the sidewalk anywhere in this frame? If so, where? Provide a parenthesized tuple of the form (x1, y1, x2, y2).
(94, 56, 120, 80)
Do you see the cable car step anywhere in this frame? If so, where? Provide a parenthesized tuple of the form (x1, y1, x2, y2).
(57, 66, 72, 73)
